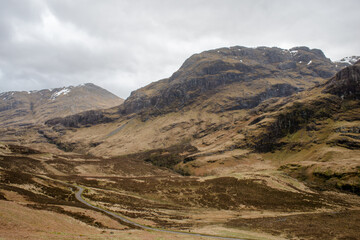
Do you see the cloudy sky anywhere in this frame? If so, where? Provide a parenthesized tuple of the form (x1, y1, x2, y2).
(0, 0, 359, 98)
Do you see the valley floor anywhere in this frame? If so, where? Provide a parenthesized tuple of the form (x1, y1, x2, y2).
(1, 145, 360, 240)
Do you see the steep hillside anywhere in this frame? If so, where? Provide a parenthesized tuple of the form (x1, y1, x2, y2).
(122, 46, 341, 116)
(0, 83, 123, 127)
(43, 46, 345, 155)
(41, 50, 360, 197)
(209, 60, 360, 193)
(240, 60, 360, 153)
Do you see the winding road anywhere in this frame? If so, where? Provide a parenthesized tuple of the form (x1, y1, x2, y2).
(74, 185, 248, 240)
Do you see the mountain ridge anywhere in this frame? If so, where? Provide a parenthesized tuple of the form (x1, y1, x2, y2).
(1, 46, 360, 240)
(40, 47, 360, 195)
(45, 46, 347, 128)
(0, 83, 123, 127)
(3, 47, 360, 184)
(121, 46, 340, 116)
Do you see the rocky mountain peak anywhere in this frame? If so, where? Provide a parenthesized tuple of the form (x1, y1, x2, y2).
(121, 46, 340, 117)
(178, 46, 330, 70)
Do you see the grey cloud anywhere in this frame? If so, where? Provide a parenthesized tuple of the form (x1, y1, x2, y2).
(0, 0, 359, 98)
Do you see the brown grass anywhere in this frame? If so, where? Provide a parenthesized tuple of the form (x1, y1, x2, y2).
(227, 210, 360, 240)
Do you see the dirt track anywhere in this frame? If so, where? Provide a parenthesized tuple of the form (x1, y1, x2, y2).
(74, 185, 248, 240)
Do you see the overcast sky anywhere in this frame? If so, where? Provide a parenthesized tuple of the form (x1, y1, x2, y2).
(0, 0, 359, 98)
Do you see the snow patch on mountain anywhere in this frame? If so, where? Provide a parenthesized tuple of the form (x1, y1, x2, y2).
(50, 87, 71, 100)
(289, 50, 298, 55)
(338, 56, 360, 65)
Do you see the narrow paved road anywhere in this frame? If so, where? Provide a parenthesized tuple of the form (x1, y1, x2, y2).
(74, 185, 248, 240)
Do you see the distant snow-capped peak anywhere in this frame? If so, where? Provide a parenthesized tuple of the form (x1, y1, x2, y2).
(337, 56, 360, 65)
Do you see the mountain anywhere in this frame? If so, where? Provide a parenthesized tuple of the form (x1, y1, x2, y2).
(335, 55, 360, 68)
(43, 46, 343, 153)
(44, 46, 343, 128)
(3, 46, 359, 191)
(121, 46, 341, 117)
(0, 83, 123, 127)
(1, 48, 360, 240)
(0, 83, 123, 152)
(233, 60, 360, 192)
(40, 48, 360, 194)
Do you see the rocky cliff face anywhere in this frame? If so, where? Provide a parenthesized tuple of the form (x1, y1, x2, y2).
(241, 61, 360, 152)
(323, 60, 360, 99)
(44, 110, 114, 128)
(120, 46, 341, 116)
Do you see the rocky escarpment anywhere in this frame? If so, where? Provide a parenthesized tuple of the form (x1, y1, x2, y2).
(243, 62, 360, 152)
(245, 95, 341, 152)
(229, 62, 360, 195)
(221, 83, 299, 112)
(323, 60, 360, 99)
(44, 110, 115, 128)
(120, 46, 340, 116)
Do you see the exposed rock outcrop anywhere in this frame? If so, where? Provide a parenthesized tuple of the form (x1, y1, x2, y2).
(242, 62, 360, 152)
(222, 83, 299, 111)
(119, 46, 340, 117)
(323, 61, 360, 99)
(45, 110, 114, 128)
